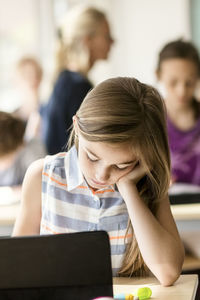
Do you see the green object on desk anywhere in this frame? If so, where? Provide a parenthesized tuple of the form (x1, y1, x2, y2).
(114, 286, 152, 300)
(137, 287, 152, 299)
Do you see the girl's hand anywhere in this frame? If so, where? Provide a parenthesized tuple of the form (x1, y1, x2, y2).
(117, 161, 147, 189)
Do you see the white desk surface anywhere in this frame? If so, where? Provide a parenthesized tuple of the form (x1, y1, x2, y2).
(1, 202, 199, 224)
(113, 274, 198, 300)
(0, 202, 20, 226)
(0, 199, 199, 224)
(171, 203, 200, 220)
(0, 195, 199, 225)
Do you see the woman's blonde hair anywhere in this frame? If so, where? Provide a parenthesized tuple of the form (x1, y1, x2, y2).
(55, 6, 107, 77)
(68, 77, 171, 277)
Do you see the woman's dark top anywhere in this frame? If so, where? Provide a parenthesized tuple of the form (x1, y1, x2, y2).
(41, 70, 92, 154)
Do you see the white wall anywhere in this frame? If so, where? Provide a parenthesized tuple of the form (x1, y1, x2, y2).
(89, 0, 191, 85)
(0, 0, 192, 109)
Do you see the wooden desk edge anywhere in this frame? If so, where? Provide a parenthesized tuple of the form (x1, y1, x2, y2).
(113, 274, 198, 300)
(113, 274, 198, 285)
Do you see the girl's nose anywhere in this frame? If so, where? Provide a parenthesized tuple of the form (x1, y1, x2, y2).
(95, 166, 110, 182)
(176, 83, 187, 97)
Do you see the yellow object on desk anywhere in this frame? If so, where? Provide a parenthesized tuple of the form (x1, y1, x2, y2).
(113, 274, 198, 300)
(114, 286, 152, 299)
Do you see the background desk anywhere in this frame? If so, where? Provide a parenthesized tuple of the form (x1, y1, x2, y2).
(171, 203, 200, 221)
(171, 203, 200, 299)
(0, 202, 20, 236)
(171, 203, 200, 259)
(0, 202, 200, 267)
(113, 274, 198, 300)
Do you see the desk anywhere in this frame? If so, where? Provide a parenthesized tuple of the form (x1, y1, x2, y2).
(0, 203, 20, 235)
(171, 203, 200, 260)
(171, 203, 200, 221)
(113, 274, 198, 300)
(184, 255, 200, 271)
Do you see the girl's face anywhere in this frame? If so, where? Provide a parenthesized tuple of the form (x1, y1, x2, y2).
(77, 134, 137, 190)
(158, 58, 199, 109)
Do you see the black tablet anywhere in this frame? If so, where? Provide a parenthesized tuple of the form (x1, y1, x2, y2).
(0, 231, 113, 300)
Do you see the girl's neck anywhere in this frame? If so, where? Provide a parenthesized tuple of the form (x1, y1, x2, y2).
(167, 102, 196, 131)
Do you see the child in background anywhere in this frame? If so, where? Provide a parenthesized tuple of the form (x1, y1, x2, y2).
(13, 77, 184, 286)
(156, 39, 200, 185)
(13, 56, 43, 140)
(0, 111, 46, 204)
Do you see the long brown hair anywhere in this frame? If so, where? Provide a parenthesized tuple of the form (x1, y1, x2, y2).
(68, 77, 171, 276)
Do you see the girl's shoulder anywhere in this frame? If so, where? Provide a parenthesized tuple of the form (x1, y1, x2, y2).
(43, 152, 67, 168)
(26, 158, 45, 180)
(43, 152, 68, 179)
(24, 153, 67, 181)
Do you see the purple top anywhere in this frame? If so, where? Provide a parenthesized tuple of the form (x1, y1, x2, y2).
(167, 116, 200, 185)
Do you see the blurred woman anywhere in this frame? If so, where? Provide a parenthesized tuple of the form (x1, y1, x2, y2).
(41, 6, 114, 154)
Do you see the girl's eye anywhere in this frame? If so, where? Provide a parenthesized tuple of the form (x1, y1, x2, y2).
(114, 165, 129, 171)
(185, 81, 194, 88)
(87, 154, 98, 162)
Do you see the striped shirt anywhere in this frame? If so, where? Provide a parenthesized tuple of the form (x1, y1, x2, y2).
(40, 145, 131, 276)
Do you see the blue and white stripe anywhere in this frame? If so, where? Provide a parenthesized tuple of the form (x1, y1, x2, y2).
(40, 146, 131, 275)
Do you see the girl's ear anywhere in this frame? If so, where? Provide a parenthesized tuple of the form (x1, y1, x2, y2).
(155, 69, 160, 80)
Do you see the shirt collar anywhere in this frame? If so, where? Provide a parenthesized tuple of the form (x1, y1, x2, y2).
(65, 145, 85, 191)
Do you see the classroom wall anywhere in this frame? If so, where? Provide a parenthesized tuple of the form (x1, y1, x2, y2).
(0, 0, 192, 109)
(89, 0, 191, 85)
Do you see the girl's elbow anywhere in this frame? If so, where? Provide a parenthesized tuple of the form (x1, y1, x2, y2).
(159, 272, 180, 287)
(157, 262, 182, 286)
(157, 264, 183, 287)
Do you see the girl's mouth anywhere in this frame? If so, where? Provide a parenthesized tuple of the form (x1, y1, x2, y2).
(91, 179, 107, 186)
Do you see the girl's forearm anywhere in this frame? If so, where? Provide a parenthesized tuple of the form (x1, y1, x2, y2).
(117, 183, 184, 286)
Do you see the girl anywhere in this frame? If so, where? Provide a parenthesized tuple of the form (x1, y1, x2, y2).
(14, 56, 43, 141)
(41, 6, 114, 155)
(13, 77, 184, 286)
(156, 39, 200, 185)
(14, 57, 43, 123)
